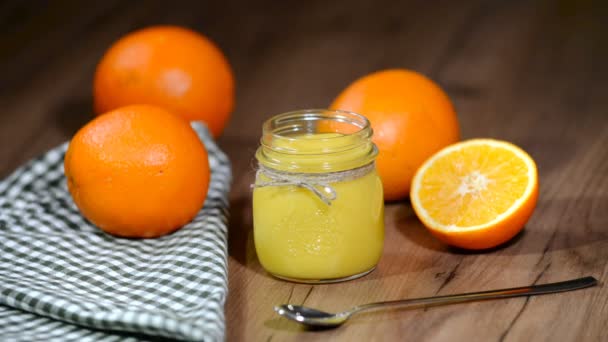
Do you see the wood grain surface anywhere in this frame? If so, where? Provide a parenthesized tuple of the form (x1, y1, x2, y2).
(1, 1, 607, 341)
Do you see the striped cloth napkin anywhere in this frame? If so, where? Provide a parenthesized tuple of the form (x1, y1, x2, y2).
(0, 123, 231, 342)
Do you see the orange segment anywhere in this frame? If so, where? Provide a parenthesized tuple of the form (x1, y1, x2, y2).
(410, 139, 538, 250)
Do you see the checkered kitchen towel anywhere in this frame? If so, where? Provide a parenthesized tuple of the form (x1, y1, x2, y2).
(0, 123, 231, 341)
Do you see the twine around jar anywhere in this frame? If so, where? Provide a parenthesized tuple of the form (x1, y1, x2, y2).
(251, 163, 375, 205)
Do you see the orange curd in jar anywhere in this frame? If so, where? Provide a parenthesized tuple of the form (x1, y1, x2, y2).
(252, 109, 384, 283)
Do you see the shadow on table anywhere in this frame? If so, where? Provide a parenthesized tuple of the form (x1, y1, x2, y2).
(396, 195, 608, 256)
(51, 96, 94, 137)
(263, 317, 307, 334)
(228, 195, 265, 276)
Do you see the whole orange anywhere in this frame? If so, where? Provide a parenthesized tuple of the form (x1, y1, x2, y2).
(93, 25, 234, 137)
(64, 105, 210, 238)
(330, 69, 460, 201)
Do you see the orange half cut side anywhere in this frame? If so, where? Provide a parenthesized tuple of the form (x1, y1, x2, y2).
(410, 139, 538, 250)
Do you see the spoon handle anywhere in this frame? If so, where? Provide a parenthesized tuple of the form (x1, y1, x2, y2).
(352, 276, 598, 315)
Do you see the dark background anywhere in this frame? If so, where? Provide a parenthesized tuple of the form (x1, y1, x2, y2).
(1, 1, 607, 340)
(2, 0, 606, 173)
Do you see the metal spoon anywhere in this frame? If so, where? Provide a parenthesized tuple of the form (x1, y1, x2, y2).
(275, 276, 597, 328)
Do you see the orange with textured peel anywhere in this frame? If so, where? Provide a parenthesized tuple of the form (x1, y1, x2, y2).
(94, 25, 234, 137)
(330, 69, 460, 200)
(64, 105, 210, 238)
(410, 139, 538, 250)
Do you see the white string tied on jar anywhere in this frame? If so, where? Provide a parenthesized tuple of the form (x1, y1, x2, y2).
(251, 163, 375, 205)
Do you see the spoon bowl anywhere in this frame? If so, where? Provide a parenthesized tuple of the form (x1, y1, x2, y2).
(274, 304, 350, 327)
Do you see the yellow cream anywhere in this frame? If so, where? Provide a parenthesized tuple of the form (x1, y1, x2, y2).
(253, 128, 384, 282)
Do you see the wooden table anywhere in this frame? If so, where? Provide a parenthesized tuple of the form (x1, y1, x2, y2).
(1, 1, 607, 341)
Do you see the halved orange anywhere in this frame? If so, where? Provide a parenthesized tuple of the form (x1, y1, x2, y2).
(410, 139, 538, 250)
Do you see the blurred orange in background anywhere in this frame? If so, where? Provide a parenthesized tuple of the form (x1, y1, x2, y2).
(331, 69, 460, 201)
(93, 26, 234, 137)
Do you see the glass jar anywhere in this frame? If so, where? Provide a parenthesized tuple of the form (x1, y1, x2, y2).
(252, 109, 384, 283)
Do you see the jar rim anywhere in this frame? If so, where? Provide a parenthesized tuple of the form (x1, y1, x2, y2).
(261, 108, 372, 143)
(256, 109, 378, 172)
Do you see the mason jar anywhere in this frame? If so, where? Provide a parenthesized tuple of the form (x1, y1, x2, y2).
(252, 109, 384, 283)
